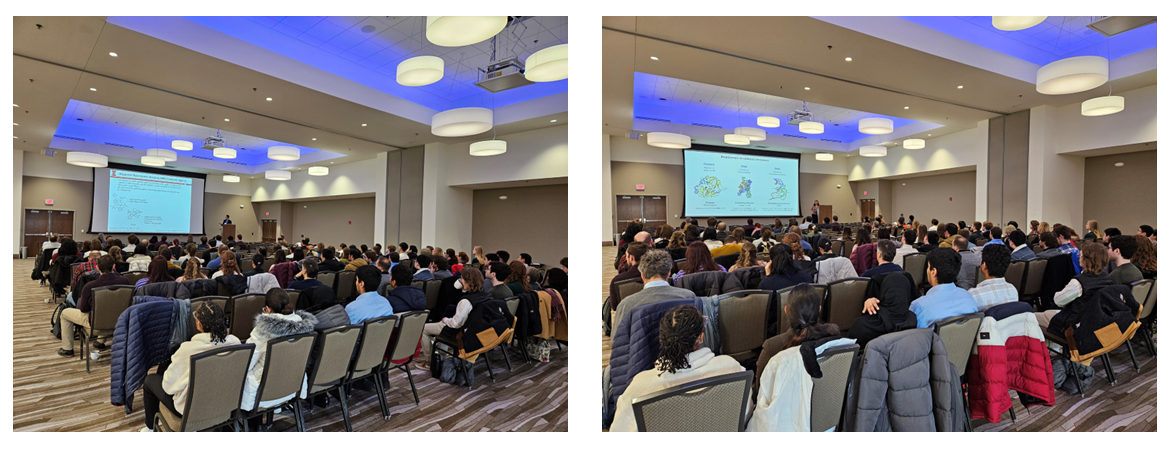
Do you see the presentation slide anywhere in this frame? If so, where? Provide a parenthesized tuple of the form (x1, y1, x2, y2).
(684, 148, 801, 217)
(91, 165, 206, 234)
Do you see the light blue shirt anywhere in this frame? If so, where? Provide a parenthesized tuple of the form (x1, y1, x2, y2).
(985, 239, 1005, 247)
(910, 282, 978, 329)
(643, 280, 670, 288)
(345, 291, 394, 325)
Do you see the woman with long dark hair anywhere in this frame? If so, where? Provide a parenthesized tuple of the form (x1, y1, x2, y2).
(127, 245, 152, 272)
(850, 226, 878, 274)
(753, 283, 840, 396)
(759, 244, 812, 291)
(136, 257, 174, 290)
(610, 305, 744, 432)
(619, 222, 643, 249)
(140, 301, 241, 431)
(672, 241, 726, 281)
(684, 224, 702, 244)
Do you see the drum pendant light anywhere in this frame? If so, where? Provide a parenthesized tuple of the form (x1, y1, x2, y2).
(734, 127, 766, 141)
(265, 170, 291, 181)
(267, 146, 300, 161)
(1036, 56, 1108, 95)
(469, 140, 507, 156)
(426, 16, 508, 47)
(646, 132, 691, 149)
(223, 174, 240, 183)
(213, 147, 236, 159)
(724, 134, 750, 146)
(860, 145, 887, 157)
(147, 148, 177, 162)
(799, 121, 825, 134)
(524, 44, 568, 82)
(903, 139, 926, 149)
(397, 56, 444, 86)
(66, 151, 107, 167)
(308, 166, 329, 176)
(431, 107, 493, 137)
(141, 155, 166, 166)
(171, 140, 193, 151)
(757, 116, 781, 128)
(1081, 95, 1124, 116)
(859, 118, 893, 135)
(992, 16, 1047, 31)
(815, 152, 833, 161)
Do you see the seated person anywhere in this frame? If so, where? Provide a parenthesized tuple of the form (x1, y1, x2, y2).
(968, 244, 1019, 311)
(174, 258, 207, 283)
(702, 227, 723, 250)
(127, 244, 153, 272)
(917, 231, 940, 254)
(412, 254, 434, 281)
(1034, 231, 1062, 259)
(728, 242, 766, 272)
(861, 240, 901, 277)
(892, 229, 918, 267)
(953, 237, 982, 290)
(485, 262, 514, 300)
(758, 244, 812, 291)
(504, 260, 540, 294)
(288, 258, 323, 291)
(613, 249, 698, 331)
(385, 264, 427, 312)
(1107, 235, 1143, 286)
(812, 239, 857, 285)
(137, 258, 175, 290)
(318, 248, 345, 272)
(375, 256, 393, 287)
(343, 248, 368, 272)
(416, 269, 492, 371)
(344, 265, 394, 324)
(672, 241, 727, 281)
(57, 255, 127, 357)
(240, 288, 317, 426)
(985, 226, 1005, 246)
(610, 305, 744, 432)
(1036, 243, 1114, 330)
(204, 244, 230, 270)
(140, 302, 241, 431)
(709, 228, 746, 258)
(1053, 224, 1083, 274)
(753, 284, 840, 398)
(243, 254, 266, 277)
(431, 256, 454, 280)
(909, 248, 978, 329)
(608, 243, 647, 310)
(1008, 229, 1037, 261)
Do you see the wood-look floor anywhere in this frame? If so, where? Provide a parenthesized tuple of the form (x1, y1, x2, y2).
(12, 259, 568, 432)
(598, 246, 1157, 432)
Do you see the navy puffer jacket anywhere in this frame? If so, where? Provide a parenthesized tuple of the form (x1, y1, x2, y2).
(604, 297, 697, 428)
(110, 297, 175, 409)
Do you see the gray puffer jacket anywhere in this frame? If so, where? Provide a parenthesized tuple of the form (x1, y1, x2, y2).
(845, 328, 966, 432)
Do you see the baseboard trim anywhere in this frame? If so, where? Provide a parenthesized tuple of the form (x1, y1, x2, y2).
(601, 241, 613, 247)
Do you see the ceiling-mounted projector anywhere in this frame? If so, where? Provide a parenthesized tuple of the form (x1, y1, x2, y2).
(201, 135, 225, 150)
(787, 109, 813, 125)
(475, 57, 534, 93)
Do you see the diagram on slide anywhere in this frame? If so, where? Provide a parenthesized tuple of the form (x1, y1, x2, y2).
(737, 177, 753, 198)
(693, 176, 726, 198)
(768, 178, 789, 201)
(111, 194, 143, 221)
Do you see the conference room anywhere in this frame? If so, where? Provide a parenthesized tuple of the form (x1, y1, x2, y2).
(13, 16, 568, 432)
(600, 16, 1156, 432)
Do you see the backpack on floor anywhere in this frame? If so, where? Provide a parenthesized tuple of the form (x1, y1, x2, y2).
(50, 302, 69, 340)
(439, 356, 474, 386)
(526, 337, 551, 362)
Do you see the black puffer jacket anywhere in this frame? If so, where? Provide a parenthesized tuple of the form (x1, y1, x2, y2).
(848, 271, 919, 348)
(452, 291, 514, 354)
(135, 281, 191, 299)
(217, 274, 248, 296)
(674, 271, 743, 297)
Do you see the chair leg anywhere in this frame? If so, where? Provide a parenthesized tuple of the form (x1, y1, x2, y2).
(338, 385, 352, 432)
(555, 339, 562, 351)
(1008, 404, 1017, 423)
(961, 385, 972, 432)
(1142, 328, 1157, 357)
(483, 353, 496, 381)
(84, 337, 91, 373)
(1125, 339, 1140, 371)
(373, 374, 390, 420)
(1101, 353, 1116, 385)
(401, 365, 420, 405)
(499, 346, 513, 371)
(241, 410, 249, 432)
(293, 399, 306, 432)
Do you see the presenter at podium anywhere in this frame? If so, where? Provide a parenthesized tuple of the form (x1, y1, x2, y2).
(222, 215, 232, 225)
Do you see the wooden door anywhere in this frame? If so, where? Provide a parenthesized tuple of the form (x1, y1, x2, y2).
(261, 220, 277, 243)
(819, 205, 833, 225)
(24, 209, 49, 253)
(860, 199, 876, 220)
(642, 196, 668, 231)
(615, 196, 642, 234)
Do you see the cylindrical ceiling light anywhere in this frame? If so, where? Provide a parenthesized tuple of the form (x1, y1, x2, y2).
(426, 16, 508, 47)
(213, 147, 236, 159)
(308, 166, 329, 176)
(1036, 56, 1108, 95)
(267, 145, 300, 161)
(223, 174, 240, 183)
(734, 127, 766, 141)
(859, 145, 887, 157)
(646, 132, 691, 149)
(524, 44, 568, 82)
(469, 140, 507, 156)
(815, 152, 834, 161)
(265, 170, 291, 181)
(859, 118, 894, 135)
(903, 139, 926, 149)
(66, 151, 107, 167)
(171, 140, 193, 151)
(724, 134, 750, 146)
(757, 116, 781, 128)
(1081, 95, 1125, 116)
(146, 148, 177, 162)
(431, 107, 493, 137)
(397, 56, 444, 86)
(992, 16, 1047, 31)
(799, 121, 825, 134)
(141, 155, 166, 166)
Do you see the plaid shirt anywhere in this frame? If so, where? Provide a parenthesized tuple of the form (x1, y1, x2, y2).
(968, 277, 1019, 311)
(71, 258, 99, 286)
(1058, 243, 1082, 274)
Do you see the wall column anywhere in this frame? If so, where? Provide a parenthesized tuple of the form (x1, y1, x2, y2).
(601, 134, 614, 244)
(373, 151, 388, 247)
(1028, 105, 1085, 228)
(421, 143, 473, 252)
(14, 151, 24, 256)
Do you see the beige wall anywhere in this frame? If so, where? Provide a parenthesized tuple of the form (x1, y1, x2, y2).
(471, 184, 567, 266)
(291, 197, 377, 246)
(205, 193, 259, 240)
(889, 171, 978, 225)
(1083, 150, 1157, 234)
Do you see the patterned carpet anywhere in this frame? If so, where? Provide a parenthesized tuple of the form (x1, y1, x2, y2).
(12, 259, 568, 432)
(599, 246, 1157, 432)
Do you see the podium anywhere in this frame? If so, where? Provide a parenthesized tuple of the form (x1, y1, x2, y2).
(222, 224, 236, 239)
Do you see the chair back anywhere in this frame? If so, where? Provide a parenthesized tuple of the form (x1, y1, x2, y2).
(632, 371, 753, 432)
(714, 253, 739, 270)
(284, 289, 300, 306)
(976, 238, 989, 247)
(1022, 258, 1047, 296)
(810, 343, 860, 432)
(424, 280, 442, 310)
(824, 278, 871, 333)
(716, 290, 771, 359)
(305, 325, 361, 393)
(387, 311, 429, 364)
(934, 312, 985, 378)
(976, 268, 987, 285)
(253, 333, 316, 409)
(1004, 260, 1027, 293)
(349, 316, 398, 380)
(90, 285, 135, 334)
(317, 271, 337, 292)
(189, 296, 230, 337)
(776, 284, 826, 335)
(177, 344, 255, 431)
(260, 258, 276, 273)
(335, 271, 356, 303)
(411, 281, 425, 290)
(123, 271, 148, 285)
(902, 253, 927, 289)
(228, 294, 266, 341)
(240, 259, 254, 273)
(830, 240, 843, 257)
(614, 278, 644, 306)
(841, 240, 855, 257)
(1131, 279, 1156, 321)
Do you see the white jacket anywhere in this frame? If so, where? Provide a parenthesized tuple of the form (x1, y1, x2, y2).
(610, 347, 744, 432)
(747, 346, 812, 432)
(240, 311, 318, 410)
(815, 256, 858, 285)
(127, 255, 152, 273)
(162, 333, 242, 415)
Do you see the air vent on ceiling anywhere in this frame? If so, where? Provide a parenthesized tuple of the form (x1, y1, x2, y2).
(819, 138, 843, 143)
(104, 142, 136, 149)
(53, 135, 85, 141)
(634, 116, 671, 123)
(225, 161, 247, 166)
(189, 155, 215, 161)
(690, 122, 723, 129)
(781, 134, 808, 139)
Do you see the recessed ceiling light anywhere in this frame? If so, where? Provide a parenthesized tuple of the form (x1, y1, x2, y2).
(89, 88, 96, 91)
(109, 52, 118, 57)
(312, 138, 317, 140)
(804, 87, 811, 90)
(904, 106, 910, 109)
(13, 136, 17, 139)
(1115, 162, 1125, 167)
(550, 119, 557, 122)
(650, 56, 659, 60)
(224, 118, 230, 122)
(957, 85, 964, 89)
(266, 97, 272, 101)
(845, 57, 853, 61)
(12, 104, 17, 107)
(927, 134, 932, 136)
(361, 123, 367, 127)
(13, 123, 18, 126)
(330, 161, 334, 164)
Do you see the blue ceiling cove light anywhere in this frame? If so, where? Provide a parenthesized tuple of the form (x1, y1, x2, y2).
(52, 100, 340, 167)
(900, 16, 1157, 66)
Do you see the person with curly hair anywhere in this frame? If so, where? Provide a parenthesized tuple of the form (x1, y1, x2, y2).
(609, 305, 744, 432)
(729, 242, 765, 272)
(1132, 235, 1157, 279)
(140, 301, 241, 431)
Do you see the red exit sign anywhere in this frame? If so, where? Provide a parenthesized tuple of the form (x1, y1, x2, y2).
(635, 185, 645, 191)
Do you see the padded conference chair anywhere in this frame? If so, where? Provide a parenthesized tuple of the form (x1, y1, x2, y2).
(824, 278, 871, 334)
(632, 371, 754, 432)
(342, 316, 398, 431)
(809, 343, 860, 432)
(423, 281, 442, 311)
(902, 253, 928, 291)
(83, 285, 135, 373)
(934, 312, 985, 430)
(153, 344, 255, 432)
(1004, 261, 1027, 294)
(379, 310, 429, 412)
(189, 296, 230, 339)
(1019, 258, 1047, 307)
(1129, 279, 1156, 357)
(717, 290, 771, 367)
(335, 271, 356, 303)
(317, 271, 337, 293)
(300, 325, 361, 431)
(284, 289, 300, 306)
(228, 294, 266, 342)
(239, 332, 317, 432)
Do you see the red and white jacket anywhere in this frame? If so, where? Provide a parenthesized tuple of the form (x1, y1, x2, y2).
(965, 302, 1055, 422)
